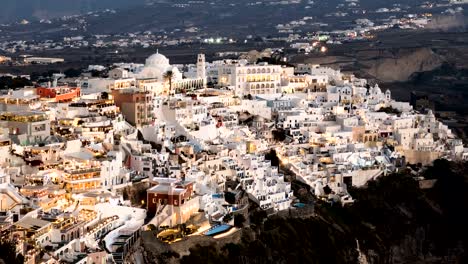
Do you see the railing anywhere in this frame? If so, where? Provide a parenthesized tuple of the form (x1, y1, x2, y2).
(64, 167, 101, 175)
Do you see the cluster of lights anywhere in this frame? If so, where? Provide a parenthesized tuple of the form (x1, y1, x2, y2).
(203, 38, 235, 44)
(311, 41, 328, 53)
(79, 209, 97, 221)
(204, 38, 223, 44)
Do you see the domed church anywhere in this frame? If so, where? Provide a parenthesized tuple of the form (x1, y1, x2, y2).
(136, 52, 183, 81)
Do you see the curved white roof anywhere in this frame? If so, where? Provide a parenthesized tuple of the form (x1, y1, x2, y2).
(145, 53, 170, 67)
(137, 52, 182, 80)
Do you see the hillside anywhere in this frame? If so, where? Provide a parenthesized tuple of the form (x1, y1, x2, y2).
(0, 0, 453, 37)
(154, 160, 468, 263)
(360, 47, 444, 82)
(0, 0, 146, 23)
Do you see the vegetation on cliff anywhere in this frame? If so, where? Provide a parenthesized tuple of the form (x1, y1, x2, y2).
(0, 239, 24, 264)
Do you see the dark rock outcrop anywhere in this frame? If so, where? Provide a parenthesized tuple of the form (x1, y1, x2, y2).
(362, 48, 444, 82)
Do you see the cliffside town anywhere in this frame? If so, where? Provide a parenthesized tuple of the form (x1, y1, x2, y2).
(0, 51, 466, 263)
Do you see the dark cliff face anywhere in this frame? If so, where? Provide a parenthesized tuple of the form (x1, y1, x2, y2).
(336, 160, 468, 264)
(293, 30, 468, 84)
(174, 160, 468, 264)
(361, 47, 444, 82)
(296, 46, 445, 83)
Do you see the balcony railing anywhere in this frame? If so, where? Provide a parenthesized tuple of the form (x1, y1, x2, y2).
(64, 167, 101, 175)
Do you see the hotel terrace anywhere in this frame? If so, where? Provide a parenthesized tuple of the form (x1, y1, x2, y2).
(63, 167, 101, 193)
(0, 90, 41, 111)
(0, 111, 48, 123)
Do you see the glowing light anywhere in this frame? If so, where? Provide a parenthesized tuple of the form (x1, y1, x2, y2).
(320, 46, 328, 53)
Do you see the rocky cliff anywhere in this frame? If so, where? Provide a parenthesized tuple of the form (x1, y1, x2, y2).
(293, 30, 468, 83)
(361, 48, 444, 82)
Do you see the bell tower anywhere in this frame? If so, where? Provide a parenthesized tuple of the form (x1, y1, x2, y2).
(197, 54, 207, 88)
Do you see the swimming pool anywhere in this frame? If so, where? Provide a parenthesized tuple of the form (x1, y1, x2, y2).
(212, 193, 223, 199)
(293, 203, 306, 208)
(204, 224, 232, 236)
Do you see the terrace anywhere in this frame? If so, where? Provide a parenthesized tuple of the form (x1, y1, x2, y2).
(64, 167, 100, 176)
(0, 112, 48, 122)
(85, 215, 120, 239)
(0, 95, 40, 105)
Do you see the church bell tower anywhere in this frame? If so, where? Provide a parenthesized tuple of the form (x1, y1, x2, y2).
(197, 54, 207, 88)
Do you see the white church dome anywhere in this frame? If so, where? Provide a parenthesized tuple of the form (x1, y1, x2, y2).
(137, 52, 174, 79)
(145, 53, 170, 67)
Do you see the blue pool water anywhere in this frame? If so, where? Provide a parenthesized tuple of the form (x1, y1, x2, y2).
(212, 193, 223, 199)
(293, 203, 306, 208)
(204, 224, 232, 236)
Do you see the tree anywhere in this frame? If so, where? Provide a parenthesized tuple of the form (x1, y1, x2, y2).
(234, 214, 246, 228)
(122, 188, 129, 200)
(0, 77, 32, 90)
(272, 129, 287, 142)
(0, 239, 25, 264)
(163, 70, 174, 99)
(46, 70, 60, 77)
(265, 149, 280, 167)
(181, 244, 226, 264)
(243, 94, 253, 100)
(377, 106, 400, 115)
(224, 192, 237, 204)
(64, 68, 82, 78)
(223, 213, 233, 223)
(90, 69, 105, 77)
(101, 92, 109, 100)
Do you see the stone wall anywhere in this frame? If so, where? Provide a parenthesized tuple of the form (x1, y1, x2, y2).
(402, 150, 442, 165)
